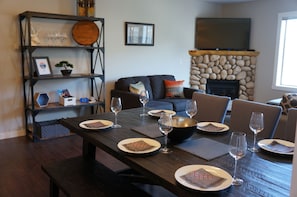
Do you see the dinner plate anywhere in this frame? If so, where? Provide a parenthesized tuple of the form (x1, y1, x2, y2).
(258, 139, 295, 155)
(79, 119, 113, 130)
(197, 122, 229, 133)
(174, 165, 232, 192)
(117, 138, 161, 154)
(148, 109, 176, 117)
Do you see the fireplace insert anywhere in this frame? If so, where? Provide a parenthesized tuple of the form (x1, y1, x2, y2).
(206, 79, 239, 100)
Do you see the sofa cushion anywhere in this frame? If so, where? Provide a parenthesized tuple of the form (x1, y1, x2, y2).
(164, 80, 184, 98)
(158, 98, 189, 112)
(280, 93, 297, 114)
(146, 100, 174, 110)
(129, 81, 145, 95)
(148, 75, 175, 99)
(115, 76, 153, 99)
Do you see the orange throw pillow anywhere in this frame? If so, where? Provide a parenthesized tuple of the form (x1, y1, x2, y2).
(164, 80, 184, 98)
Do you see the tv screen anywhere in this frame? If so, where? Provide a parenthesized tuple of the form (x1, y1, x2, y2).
(195, 18, 251, 51)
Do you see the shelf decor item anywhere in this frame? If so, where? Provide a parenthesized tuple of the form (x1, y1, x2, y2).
(33, 57, 52, 76)
(77, 0, 95, 17)
(55, 60, 74, 76)
(34, 92, 50, 108)
(72, 20, 99, 45)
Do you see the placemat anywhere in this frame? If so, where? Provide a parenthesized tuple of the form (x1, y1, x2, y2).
(131, 124, 163, 138)
(175, 138, 229, 161)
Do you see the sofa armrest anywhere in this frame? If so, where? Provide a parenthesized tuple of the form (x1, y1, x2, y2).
(183, 87, 203, 99)
(111, 89, 141, 110)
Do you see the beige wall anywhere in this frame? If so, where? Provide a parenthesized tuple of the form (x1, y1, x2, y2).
(0, 0, 219, 139)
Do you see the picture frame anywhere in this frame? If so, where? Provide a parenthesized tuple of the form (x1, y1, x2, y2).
(33, 57, 52, 76)
(125, 22, 154, 46)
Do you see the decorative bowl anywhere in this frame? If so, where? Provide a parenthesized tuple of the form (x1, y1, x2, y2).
(168, 116, 198, 143)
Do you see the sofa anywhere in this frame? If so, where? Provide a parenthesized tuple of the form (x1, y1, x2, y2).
(110, 74, 202, 116)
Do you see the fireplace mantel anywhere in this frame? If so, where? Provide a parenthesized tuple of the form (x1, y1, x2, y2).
(189, 50, 260, 57)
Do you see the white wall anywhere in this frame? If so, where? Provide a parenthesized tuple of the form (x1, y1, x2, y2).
(0, 0, 219, 139)
(221, 0, 297, 102)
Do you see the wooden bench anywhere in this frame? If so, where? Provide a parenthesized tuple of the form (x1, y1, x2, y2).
(42, 156, 151, 197)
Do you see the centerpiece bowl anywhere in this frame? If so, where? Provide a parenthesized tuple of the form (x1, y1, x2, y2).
(168, 116, 198, 143)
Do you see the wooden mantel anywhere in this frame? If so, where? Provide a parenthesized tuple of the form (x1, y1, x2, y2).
(189, 50, 260, 56)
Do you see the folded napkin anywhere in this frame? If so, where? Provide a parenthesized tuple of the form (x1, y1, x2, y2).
(84, 121, 106, 128)
(175, 138, 229, 161)
(131, 124, 163, 138)
(181, 168, 226, 188)
(265, 140, 294, 153)
(123, 140, 156, 152)
(198, 123, 225, 132)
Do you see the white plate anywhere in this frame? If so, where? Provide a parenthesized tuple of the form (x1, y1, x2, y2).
(117, 138, 161, 154)
(197, 122, 229, 133)
(79, 119, 113, 130)
(148, 109, 176, 117)
(258, 139, 295, 155)
(175, 165, 232, 192)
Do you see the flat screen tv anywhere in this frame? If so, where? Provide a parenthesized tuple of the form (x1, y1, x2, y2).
(195, 18, 251, 51)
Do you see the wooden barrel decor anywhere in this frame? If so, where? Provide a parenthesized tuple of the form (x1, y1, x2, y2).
(72, 21, 99, 45)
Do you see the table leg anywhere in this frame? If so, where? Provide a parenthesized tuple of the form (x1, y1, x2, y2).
(83, 139, 96, 160)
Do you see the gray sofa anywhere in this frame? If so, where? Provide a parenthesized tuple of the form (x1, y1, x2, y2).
(110, 74, 202, 116)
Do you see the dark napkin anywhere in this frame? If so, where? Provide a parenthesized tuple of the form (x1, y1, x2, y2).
(265, 140, 294, 153)
(181, 168, 226, 188)
(131, 123, 163, 138)
(175, 138, 229, 161)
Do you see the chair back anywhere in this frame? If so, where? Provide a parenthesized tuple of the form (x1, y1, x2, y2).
(230, 99, 282, 139)
(192, 92, 231, 123)
(285, 108, 297, 142)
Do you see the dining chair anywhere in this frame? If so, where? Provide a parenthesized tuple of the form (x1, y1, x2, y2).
(192, 92, 231, 123)
(230, 99, 282, 139)
(284, 108, 297, 142)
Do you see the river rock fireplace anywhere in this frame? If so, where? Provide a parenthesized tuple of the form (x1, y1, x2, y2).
(189, 50, 259, 100)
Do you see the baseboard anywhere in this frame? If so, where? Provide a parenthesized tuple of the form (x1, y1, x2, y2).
(0, 129, 26, 140)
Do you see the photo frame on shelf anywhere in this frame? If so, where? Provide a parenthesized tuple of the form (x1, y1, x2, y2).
(125, 22, 154, 46)
(33, 56, 52, 76)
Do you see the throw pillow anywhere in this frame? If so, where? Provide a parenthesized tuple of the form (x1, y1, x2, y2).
(164, 80, 184, 98)
(129, 81, 145, 95)
(280, 93, 297, 114)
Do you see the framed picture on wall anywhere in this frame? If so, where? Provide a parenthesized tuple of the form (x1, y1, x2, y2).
(125, 22, 154, 46)
(33, 56, 52, 76)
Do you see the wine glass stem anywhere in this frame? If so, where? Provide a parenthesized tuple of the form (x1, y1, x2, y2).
(253, 133, 257, 149)
(233, 159, 238, 180)
(142, 104, 145, 114)
(164, 134, 168, 150)
(114, 113, 118, 125)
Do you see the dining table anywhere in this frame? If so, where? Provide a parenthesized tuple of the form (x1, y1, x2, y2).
(60, 107, 293, 197)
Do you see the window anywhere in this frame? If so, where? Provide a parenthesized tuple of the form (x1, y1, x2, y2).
(273, 11, 297, 91)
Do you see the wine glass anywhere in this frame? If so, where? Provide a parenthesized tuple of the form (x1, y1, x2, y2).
(248, 112, 264, 152)
(185, 100, 197, 118)
(139, 90, 149, 116)
(228, 131, 247, 186)
(158, 113, 173, 154)
(110, 97, 122, 128)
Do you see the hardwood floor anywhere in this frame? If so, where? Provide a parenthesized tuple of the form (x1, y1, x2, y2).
(0, 135, 129, 197)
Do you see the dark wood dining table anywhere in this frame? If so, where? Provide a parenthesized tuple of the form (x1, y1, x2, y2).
(60, 108, 292, 197)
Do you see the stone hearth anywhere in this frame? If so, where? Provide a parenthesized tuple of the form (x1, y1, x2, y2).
(189, 50, 260, 100)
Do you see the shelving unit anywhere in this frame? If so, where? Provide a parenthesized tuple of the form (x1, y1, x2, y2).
(19, 11, 105, 141)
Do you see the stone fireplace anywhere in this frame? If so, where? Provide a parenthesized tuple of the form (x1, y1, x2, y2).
(189, 50, 260, 100)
